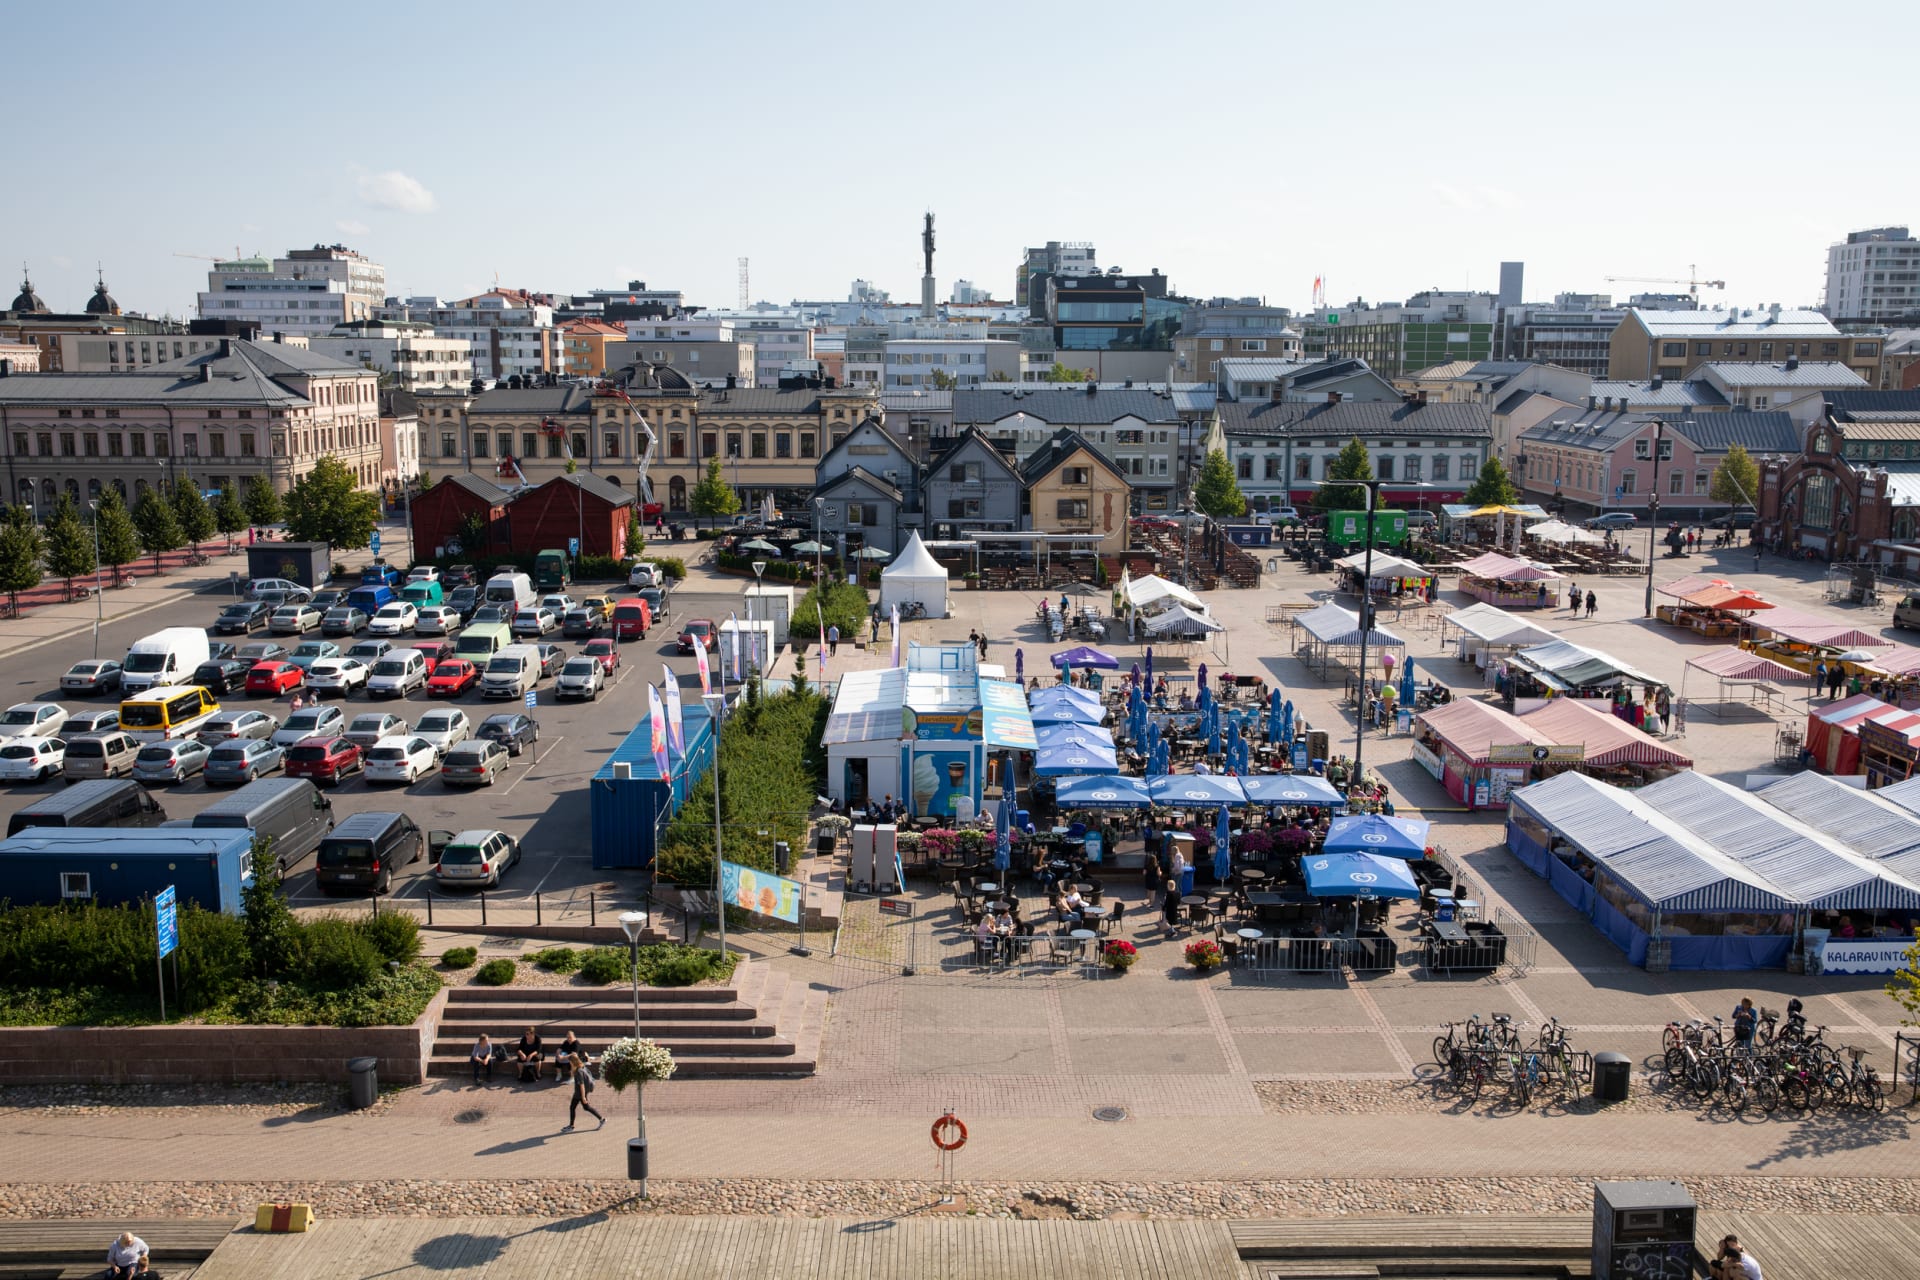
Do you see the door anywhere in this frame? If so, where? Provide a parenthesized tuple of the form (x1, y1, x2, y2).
(845, 758, 868, 809)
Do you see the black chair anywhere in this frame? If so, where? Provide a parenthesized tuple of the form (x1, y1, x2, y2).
(1102, 900, 1127, 934)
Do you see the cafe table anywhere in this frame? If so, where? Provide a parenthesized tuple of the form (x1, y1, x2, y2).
(1236, 928, 1265, 941)
(977, 882, 1001, 896)
(1237, 867, 1268, 883)
(1067, 928, 1100, 965)
(1180, 894, 1209, 907)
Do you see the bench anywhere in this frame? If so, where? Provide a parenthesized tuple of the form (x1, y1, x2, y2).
(0, 1219, 238, 1279)
(1231, 1215, 1590, 1260)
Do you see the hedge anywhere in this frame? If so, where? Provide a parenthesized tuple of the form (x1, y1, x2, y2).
(788, 579, 870, 643)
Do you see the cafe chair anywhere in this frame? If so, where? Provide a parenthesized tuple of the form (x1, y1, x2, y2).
(1188, 903, 1214, 931)
(1101, 901, 1126, 935)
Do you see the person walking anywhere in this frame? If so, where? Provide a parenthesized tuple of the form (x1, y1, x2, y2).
(1732, 997, 1757, 1047)
(1815, 660, 1829, 698)
(1568, 581, 1580, 611)
(1829, 665, 1845, 701)
(1584, 590, 1597, 619)
(560, 1053, 604, 1131)
(827, 623, 840, 656)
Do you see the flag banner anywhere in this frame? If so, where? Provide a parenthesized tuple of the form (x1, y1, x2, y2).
(721, 859, 803, 923)
(646, 684, 670, 778)
(890, 603, 901, 668)
(695, 642, 711, 696)
(660, 667, 684, 754)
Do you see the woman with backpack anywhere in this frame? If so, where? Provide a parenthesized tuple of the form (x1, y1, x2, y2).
(561, 1053, 604, 1131)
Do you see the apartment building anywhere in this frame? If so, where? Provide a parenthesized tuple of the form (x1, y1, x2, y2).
(955, 385, 1181, 513)
(1824, 227, 1920, 324)
(196, 245, 387, 338)
(1607, 307, 1880, 384)
(379, 291, 555, 381)
(306, 320, 473, 391)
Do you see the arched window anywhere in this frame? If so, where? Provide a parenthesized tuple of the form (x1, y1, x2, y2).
(18, 480, 35, 512)
(40, 479, 55, 509)
(112, 479, 127, 499)
(65, 479, 80, 503)
(668, 476, 687, 509)
(134, 479, 150, 499)
(87, 479, 103, 502)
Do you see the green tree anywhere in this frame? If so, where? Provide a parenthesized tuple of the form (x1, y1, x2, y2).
(131, 486, 185, 569)
(1316, 437, 1374, 511)
(44, 494, 96, 589)
(626, 506, 648, 554)
(1192, 448, 1248, 518)
(240, 841, 297, 979)
(283, 455, 381, 550)
(689, 457, 740, 526)
(92, 488, 141, 572)
(1464, 455, 1519, 508)
(416, 468, 432, 490)
(986, 370, 1014, 383)
(1890, 930, 1920, 1027)
(930, 368, 958, 391)
(242, 476, 284, 528)
(0, 505, 45, 613)
(212, 486, 247, 549)
(1709, 443, 1761, 510)
(1044, 361, 1095, 383)
(455, 510, 492, 559)
(170, 475, 218, 554)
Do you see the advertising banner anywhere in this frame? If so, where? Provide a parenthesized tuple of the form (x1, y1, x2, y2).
(721, 859, 803, 924)
(646, 684, 670, 778)
(660, 667, 684, 755)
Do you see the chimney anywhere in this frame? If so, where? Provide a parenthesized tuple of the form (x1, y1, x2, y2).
(1602, 396, 1613, 411)
(198, 362, 212, 383)
(1618, 397, 1629, 414)
(1785, 354, 1799, 371)
(1650, 375, 1663, 390)
(217, 338, 231, 358)
(1086, 382, 1097, 395)
(273, 330, 284, 344)
(1587, 395, 1597, 411)
(1269, 383, 1283, 404)
(1415, 389, 1428, 407)
(725, 374, 736, 389)
(1326, 390, 1342, 405)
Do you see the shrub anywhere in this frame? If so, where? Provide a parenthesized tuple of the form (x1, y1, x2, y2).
(359, 910, 421, 964)
(788, 579, 869, 643)
(441, 946, 478, 969)
(576, 943, 735, 987)
(577, 947, 628, 985)
(476, 958, 517, 986)
(646, 556, 686, 581)
(527, 946, 582, 973)
(298, 917, 383, 989)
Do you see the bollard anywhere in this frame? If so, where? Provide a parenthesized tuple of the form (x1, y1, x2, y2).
(590, 892, 596, 926)
(426, 892, 433, 927)
(536, 892, 542, 926)
(480, 890, 487, 927)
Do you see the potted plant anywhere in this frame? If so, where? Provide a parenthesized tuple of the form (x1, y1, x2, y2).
(964, 571, 981, 590)
(1183, 938, 1225, 972)
(598, 1036, 677, 1176)
(1100, 939, 1138, 973)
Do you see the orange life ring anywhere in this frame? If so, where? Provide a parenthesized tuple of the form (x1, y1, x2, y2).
(931, 1113, 968, 1151)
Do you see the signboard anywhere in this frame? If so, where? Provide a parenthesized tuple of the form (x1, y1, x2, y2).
(568, 536, 580, 557)
(1083, 832, 1103, 864)
(1488, 767, 1529, 805)
(1813, 937, 1910, 975)
(1325, 312, 1339, 325)
(524, 690, 538, 710)
(1409, 739, 1445, 780)
(877, 897, 914, 918)
(1473, 780, 1491, 808)
(155, 885, 178, 960)
(369, 532, 382, 554)
(721, 859, 802, 923)
(1487, 743, 1585, 765)
(1291, 741, 1310, 771)
(977, 678, 1038, 751)
(900, 709, 985, 741)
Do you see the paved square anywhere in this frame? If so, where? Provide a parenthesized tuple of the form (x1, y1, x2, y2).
(1237, 1031, 1398, 1075)
(1059, 978, 1214, 1031)
(897, 1031, 1055, 1074)
(1211, 982, 1368, 1029)
(1066, 1032, 1232, 1075)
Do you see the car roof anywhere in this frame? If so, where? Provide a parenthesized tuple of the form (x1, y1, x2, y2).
(480, 713, 523, 725)
(371, 734, 424, 748)
(293, 734, 347, 748)
(448, 828, 503, 844)
(447, 739, 497, 755)
(8, 736, 61, 747)
(7, 702, 59, 712)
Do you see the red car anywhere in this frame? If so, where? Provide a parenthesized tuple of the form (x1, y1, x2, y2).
(245, 661, 305, 696)
(582, 638, 621, 675)
(612, 599, 650, 641)
(284, 735, 363, 786)
(677, 618, 717, 653)
(407, 640, 456, 675)
(427, 659, 480, 697)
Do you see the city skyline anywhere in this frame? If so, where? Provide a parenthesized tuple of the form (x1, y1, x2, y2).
(6, 1, 1917, 321)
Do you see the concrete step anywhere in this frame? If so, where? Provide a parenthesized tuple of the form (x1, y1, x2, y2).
(445, 984, 738, 1006)
(432, 1019, 779, 1051)
(438, 1001, 758, 1022)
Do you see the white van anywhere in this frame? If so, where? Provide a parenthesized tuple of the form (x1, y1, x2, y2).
(120, 627, 213, 693)
(482, 572, 536, 611)
(480, 643, 540, 699)
(366, 648, 428, 699)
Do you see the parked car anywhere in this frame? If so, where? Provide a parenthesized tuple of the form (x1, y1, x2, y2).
(245, 661, 305, 696)
(235, 641, 289, 665)
(368, 602, 419, 636)
(440, 740, 509, 788)
(367, 650, 429, 698)
(1709, 510, 1757, 531)
(270, 604, 323, 635)
(476, 712, 538, 757)
(1403, 510, 1439, 530)
(512, 607, 558, 637)
(581, 638, 621, 674)
(433, 827, 520, 882)
(0, 737, 66, 782)
(59, 659, 124, 697)
(63, 708, 121, 736)
(677, 618, 717, 653)
(405, 566, 441, 585)
(343, 712, 407, 752)
(309, 588, 348, 613)
(246, 577, 305, 600)
(444, 564, 477, 588)
(360, 563, 404, 589)
(555, 657, 605, 701)
(406, 640, 456, 673)
(427, 658, 480, 697)
(635, 586, 670, 626)
(562, 607, 601, 638)
(199, 708, 279, 743)
(321, 607, 369, 637)
(203, 736, 284, 786)
(414, 606, 462, 636)
(469, 604, 511, 626)
(346, 639, 393, 665)
(627, 561, 659, 590)
(190, 657, 251, 696)
(206, 641, 237, 662)
(534, 643, 566, 677)
(306, 658, 370, 696)
(412, 708, 471, 755)
(62, 731, 140, 780)
(365, 735, 438, 785)
(204, 738, 285, 785)
(0, 702, 69, 739)
(284, 735, 363, 786)
(1586, 511, 1638, 529)
(252, 587, 314, 610)
(445, 587, 481, 622)
(1897, 594, 1920, 632)
(132, 739, 212, 785)
(271, 705, 345, 748)
(287, 640, 342, 672)
(215, 601, 272, 635)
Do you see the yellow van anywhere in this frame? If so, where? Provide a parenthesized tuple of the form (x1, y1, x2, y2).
(119, 685, 221, 743)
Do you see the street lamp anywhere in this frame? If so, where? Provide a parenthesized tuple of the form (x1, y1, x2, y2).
(1643, 418, 1667, 618)
(86, 500, 103, 658)
(1348, 479, 1384, 785)
(751, 560, 766, 624)
(618, 909, 651, 1198)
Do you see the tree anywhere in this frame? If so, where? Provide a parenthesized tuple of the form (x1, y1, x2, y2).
(212, 486, 247, 550)
(1316, 438, 1374, 510)
(44, 495, 96, 590)
(689, 457, 740, 525)
(92, 489, 141, 572)
(283, 455, 381, 550)
(986, 371, 1014, 383)
(626, 506, 648, 553)
(416, 468, 432, 490)
(242, 476, 284, 529)
(1192, 448, 1248, 518)
(1045, 361, 1096, 383)
(170, 475, 217, 554)
(455, 510, 491, 559)
(240, 841, 297, 979)
(1464, 455, 1519, 508)
(930, 369, 958, 391)
(1710, 444, 1761, 509)
(0, 505, 45, 614)
(1890, 930, 1920, 1029)
(131, 486, 185, 569)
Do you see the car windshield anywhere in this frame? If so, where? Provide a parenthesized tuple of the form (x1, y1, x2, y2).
(287, 712, 325, 731)
(317, 840, 373, 867)
(0, 744, 37, 759)
(563, 660, 598, 676)
(124, 653, 167, 673)
(288, 745, 332, 762)
(687, 622, 711, 635)
(0, 709, 39, 726)
(439, 844, 485, 864)
(448, 746, 488, 764)
(372, 660, 408, 676)
(220, 606, 253, 618)
(349, 718, 387, 733)
(486, 657, 521, 673)
(377, 606, 405, 617)
(369, 746, 407, 761)
(295, 644, 327, 656)
(210, 745, 251, 761)
(419, 715, 454, 731)
(67, 741, 103, 757)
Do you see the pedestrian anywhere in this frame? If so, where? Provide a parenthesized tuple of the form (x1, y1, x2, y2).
(1568, 581, 1580, 611)
(827, 623, 840, 656)
(1708, 1235, 1763, 1280)
(470, 1033, 495, 1083)
(1585, 590, 1597, 618)
(1815, 660, 1829, 696)
(1732, 997, 1756, 1046)
(977, 632, 989, 659)
(105, 1232, 148, 1280)
(870, 613, 880, 644)
(1829, 666, 1845, 700)
(289, 691, 304, 714)
(561, 1054, 604, 1131)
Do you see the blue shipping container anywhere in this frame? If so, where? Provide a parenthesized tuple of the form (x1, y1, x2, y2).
(590, 702, 716, 870)
(0, 826, 256, 914)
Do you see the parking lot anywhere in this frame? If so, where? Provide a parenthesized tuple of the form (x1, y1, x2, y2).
(0, 579, 747, 912)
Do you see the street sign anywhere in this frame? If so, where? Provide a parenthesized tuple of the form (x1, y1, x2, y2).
(370, 531, 382, 554)
(155, 885, 178, 959)
(568, 536, 580, 557)
(524, 690, 538, 709)
(877, 898, 914, 918)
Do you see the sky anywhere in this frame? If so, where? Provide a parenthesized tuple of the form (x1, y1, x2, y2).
(7, 1, 1917, 322)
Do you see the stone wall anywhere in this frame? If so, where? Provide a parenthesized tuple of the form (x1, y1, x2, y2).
(0, 987, 448, 1086)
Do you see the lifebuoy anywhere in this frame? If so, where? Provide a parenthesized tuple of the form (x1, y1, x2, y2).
(931, 1113, 967, 1151)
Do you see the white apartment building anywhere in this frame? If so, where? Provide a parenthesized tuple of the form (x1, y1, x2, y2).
(196, 245, 387, 338)
(307, 321, 474, 391)
(377, 292, 554, 381)
(53, 332, 233, 372)
(1825, 226, 1920, 323)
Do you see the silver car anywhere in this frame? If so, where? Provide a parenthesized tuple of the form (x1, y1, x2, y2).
(199, 709, 279, 742)
(344, 712, 407, 752)
(205, 738, 285, 785)
(272, 705, 346, 748)
(412, 709, 470, 756)
(555, 657, 604, 701)
(132, 739, 212, 784)
(0, 702, 69, 739)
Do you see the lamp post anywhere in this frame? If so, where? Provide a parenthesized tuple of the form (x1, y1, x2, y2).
(87, 500, 103, 658)
(1643, 418, 1666, 618)
(1349, 479, 1383, 785)
(751, 560, 766, 625)
(617, 909, 651, 1198)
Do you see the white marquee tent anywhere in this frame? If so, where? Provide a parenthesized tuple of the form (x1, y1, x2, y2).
(880, 531, 950, 619)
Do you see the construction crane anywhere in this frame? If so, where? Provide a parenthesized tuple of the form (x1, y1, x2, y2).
(1604, 264, 1725, 297)
(172, 247, 243, 263)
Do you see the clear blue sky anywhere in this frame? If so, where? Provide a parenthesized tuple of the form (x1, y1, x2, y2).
(7, 1, 1915, 320)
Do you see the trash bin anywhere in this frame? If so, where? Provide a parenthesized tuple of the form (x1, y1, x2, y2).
(627, 1136, 649, 1180)
(1592, 1051, 1631, 1103)
(774, 840, 791, 875)
(347, 1056, 379, 1110)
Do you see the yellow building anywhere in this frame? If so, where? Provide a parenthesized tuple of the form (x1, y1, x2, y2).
(1019, 428, 1131, 553)
(559, 319, 626, 378)
(1608, 307, 1879, 384)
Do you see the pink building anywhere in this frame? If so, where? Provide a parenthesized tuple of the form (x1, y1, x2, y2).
(1516, 409, 1801, 521)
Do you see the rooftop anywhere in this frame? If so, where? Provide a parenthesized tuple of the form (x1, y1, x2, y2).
(1698, 361, 1868, 388)
(1586, 379, 1730, 409)
(1218, 398, 1492, 439)
(955, 386, 1181, 426)
(1629, 307, 1840, 339)
(1521, 409, 1800, 456)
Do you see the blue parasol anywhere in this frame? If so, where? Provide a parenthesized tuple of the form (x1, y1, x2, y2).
(1145, 646, 1154, 685)
(1130, 662, 1141, 687)
(1052, 645, 1118, 669)
(993, 773, 1012, 876)
(1208, 721, 1223, 758)
(1213, 805, 1232, 882)
(1268, 689, 1283, 741)
(1323, 814, 1431, 859)
(1054, 775, 1153, 808)
(1303, 853, 1419, 900)
(1399, 655, 1416, 708)
(1152, 740, 1171, 775)
(1198, 662, 1209, 688)
(1281, 699, 1295, 742)
(1197, 682, 1212, 712)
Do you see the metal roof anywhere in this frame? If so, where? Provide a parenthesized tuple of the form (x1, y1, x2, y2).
(1516, 699, 1692, 768)
(1509, 639, 1665, 691)
(1823, 389, 1920, 420)
(1825, 420, 1920, 440)
(469, 384, 596, 416)
(1218, 398, 1491, 439)
(1521, 410, 1800, 457)
(0, 338, 360, 408)
(954, 386, 1181, 427)
(1754, 772, 1920, 872)
(1441, 603, 1560, 647)
(1878, 470, 1920, 508)
(1587, 380, 1730, 409)
(1698, 361, 1867, 388)
(1630, 308, 1840, 339)
(1416, 698, 1555, 766)
(1294, 602, 1406, 647)
(822, 667, 906, 744)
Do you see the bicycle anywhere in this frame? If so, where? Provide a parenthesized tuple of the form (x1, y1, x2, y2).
(1509, 1049, 1545, 1107)
(1448, 1046, 1497, 1100)
(1538, 1019, 1591, 1096)
(1836, 1046, 1885, 1112)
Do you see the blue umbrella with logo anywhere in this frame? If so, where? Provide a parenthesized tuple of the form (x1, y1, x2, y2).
(1281, 699, 1295, 742)
(1303, 853, 1419, 900)
(1398, 654, 1416, 707)
(1213, 805, 1233, 882)
(993, 766, 1012, 878)
(1208, 718, 1223, 759)
(1322, 814, 1431, 860)
(1197, 682, 1212, 713)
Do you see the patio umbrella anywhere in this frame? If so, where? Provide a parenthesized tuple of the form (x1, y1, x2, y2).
(1130, 662, 1141, 687)
(855, 546, 892, 559)
(993, 776, 1012, 877)
(1197, 682, 1212, 712)
(1151, 740, 1171, 775)
(1051, 645, 1119, 669)
(1015, 648, 1024, 682)
(1213, 805, 1233, 882)
(739, 538, 778, 553)
(1834, 650, 1880, 663)
(1322, 814, 1431, 859)
(1054, 775, 1152, 808)
(1146, 717, 1162, 756)
(1198, 662, 1209, 688)
(1303, 853, 1420, 900)
(1208, 720, 1223, 758)
(1268, 689, 1283, 741)
(1240, 774, 1346, 807)
(1399, 656, 1416, 709)
(1147, 774, 1248, 807)
(789, 540, 829, 555)
(1281, 700, 1295, 742)
(1145, 646, 1154, 685)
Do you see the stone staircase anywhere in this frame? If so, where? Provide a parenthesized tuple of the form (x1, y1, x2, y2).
(428, 958, 825, 1078)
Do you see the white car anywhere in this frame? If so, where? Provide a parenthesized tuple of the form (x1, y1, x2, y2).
(200, 708, 279, 742)
(412, 708, 471, 756)
(305, 658, 370, 696)
(414, 606, 461, 636)
(627, 562, 658, 590)
(512, 607, 558, 637)
(365, 734, 439, 785)
(247, 577, 304, 600)
(0, 736, 65, 782)
(0, 702, 69, 739)
(63, 708, 121, 736)
(555, 657, 605, 701)
(540, 594, 578, 617)
(343, 712, 407, 752)
(406, 566, 441, 584)
(367, 602, 419, 636)
(271, 705, 345, 748)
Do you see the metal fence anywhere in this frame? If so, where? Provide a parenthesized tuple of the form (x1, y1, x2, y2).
(1495, 907, 1540, 976)
(1897, 1031, 1920, 1106)
(301, 886, 629, 931)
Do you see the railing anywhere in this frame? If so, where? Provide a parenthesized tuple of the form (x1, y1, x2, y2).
(1897, 1031, 1920, 1105)
(1494, 907, 1540, 976)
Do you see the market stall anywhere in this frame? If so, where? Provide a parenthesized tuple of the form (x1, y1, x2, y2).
(1501, 640, 1670, 731)
(878, 531, 950, 620)
(1455, 551, 1564, 610)
(1292, 602, 1408, 681)
(1526, 520, 1605, 547)
(1440, 602, 1560, 671)
(1412, 698, 1561, 807)
(1680, 647, 1805, 712)
(1739, 606, 1888, 676)
(1860, 710, 1920, 787)
(1517, 697, 1694, 787)
(1803, 693, 1902, 776)
(1653, 579, 1775, 638)
(1329, 552, 1433, 607)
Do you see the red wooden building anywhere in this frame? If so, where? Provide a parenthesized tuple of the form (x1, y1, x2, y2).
(505, 473, 635, 560)
(409, 474, 514, 560)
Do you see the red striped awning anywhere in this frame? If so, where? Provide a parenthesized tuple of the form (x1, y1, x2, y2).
(1517, 699, 1694, 768)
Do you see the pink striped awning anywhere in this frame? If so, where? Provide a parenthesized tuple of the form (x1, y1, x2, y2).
(1517, 699, 1694, 768)
(1749, 607, 1888, 649)
(1685, 648, 1806, 683)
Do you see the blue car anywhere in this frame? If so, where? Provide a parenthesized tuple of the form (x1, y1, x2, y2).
(360, 562, 404, 589)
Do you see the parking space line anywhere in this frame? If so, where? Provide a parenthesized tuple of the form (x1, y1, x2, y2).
(528, 861, 564, 894)
(499, 737, 562, 796)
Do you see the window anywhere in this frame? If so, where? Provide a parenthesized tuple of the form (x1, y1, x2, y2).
(948, 499, 982, 518)
(750, 433, 767, 459)
(9, 433, 24, 456)
(239, 433, 255, 457)
(497, 432, 512, 458)
(1237, 456, 1252, 480)
(1694, 470, 1708, 494)
(701, 432, 717, 458)
(800, 433, 816, 458)
(1752, 394, 1769, 410)
(1240, 339, 1267, 352)
(1061, 466, 1091, 485)
(106, 433, 123, 457)
(1294, 456, 1312, 480)
(472, 433, 490, 457)
(1404, 455, 1422, 481)
(1055, 499, 1089, 521)
(522, 433, 538, 459)
(1635, 440, 1650, 459)
(1696, 343, 1711, 356)
(1376, 455, 1394, 480)
(1670, 469, 1685, 495)
(604, 432, 620, 458)
(571, 431, 588, 458)
(846, 502, 873, 526)
(1661, 342, 1686, 358)
(1460, 454, 1476, 479)
(1263, 456, 1281, 480)
(1620, 470, 1636, 495)
(60, 871, 91, 900)
(545, 433, 564, 458)
(949, 462, 981, 483)
(1736, 343, 1748, 356)
(1209, 339, 1223, 352)
(669, 432, 686, 459)
(1760, 343, 1773, 359)
(83, 433, 99, 456)
(37, 433, 51, 456)
(209, 433, 226, 457)
(130, 434, 147, 458)
(441, 432, 457, 458)
(775, 432, 791, 458)
(1803, 472, 1835, 528)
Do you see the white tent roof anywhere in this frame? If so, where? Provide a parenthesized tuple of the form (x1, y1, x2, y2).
(1331, 551, 1428, 580)
(1442, 602, 1561, 647)
(1529, 520, 1605, 545)
(882, 531, 947, 581)
(1144, 603, 1224, 635)
(1125, 574, 1206, 613)
(1295, 602, 1407, 647)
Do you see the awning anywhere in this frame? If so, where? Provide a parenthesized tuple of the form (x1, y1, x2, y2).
(1684, 648, 1806, 684)
(1518, 699, 1693, 768)
(1755, 772, 1920, 880)
(1678, 584, 1773, 611)
(1509, 639, 1666, 691)
(1323, 814, 1431, 858)
(1238, 774, 1347, 807)
(1331, 551, 1429, 581)
(1144, 604, 1225, 636)
(1295, 602, 1407, 648)
(1457, 551, 1562, 582)
(1528, 520, 1605, 546)
(1051, 645, 1118, 669)
(1146, 775, 1250, 807)
(1034, 722, 1114, 749)
(1303, 853, 1420, 900)
(1748, 607, 1888, 649)
(1442, 602, 1560, 648)
(1124, 574, 1205, 613)
(1858, 643, 1920, 677)
(1034, 741, 1119, 776)
(1416, 698, 1556, 766)
(1052, 775, 1153, 809)
(1658, 574, 1728, 601)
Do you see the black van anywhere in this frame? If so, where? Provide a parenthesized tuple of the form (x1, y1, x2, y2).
(315, 811, 440, 895)
(6, 779, 167, 837)
(190, 777, 334, 870)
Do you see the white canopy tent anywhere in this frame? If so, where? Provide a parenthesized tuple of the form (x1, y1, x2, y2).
(1292, 602, 1407, 679)
(879, 531, 950, 619)
(1441, 602, 1561, 669)
(1144, 603, 1224, 636)
(1528, 520, 1605, 546)
(1124, 573, 1206, 615)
